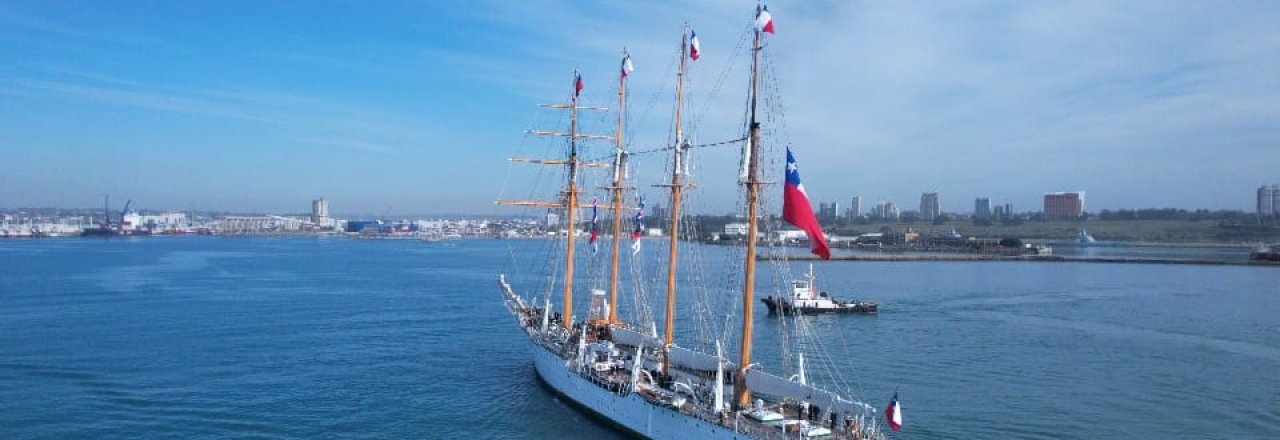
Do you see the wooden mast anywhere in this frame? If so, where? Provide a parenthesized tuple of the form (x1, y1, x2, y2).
(661, 25, 691, 376)
(607, 50, 629, 324)
(562, 70, 583, 331)
(497, 73, 612, 330)
(735, 7, 765, 410)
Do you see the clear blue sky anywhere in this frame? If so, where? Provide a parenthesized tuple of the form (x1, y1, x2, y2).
(2, 1, 1278, 215)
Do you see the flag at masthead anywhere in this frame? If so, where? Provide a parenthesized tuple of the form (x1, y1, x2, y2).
(757, 5, 776, 34)
(621, 53, 634, 79)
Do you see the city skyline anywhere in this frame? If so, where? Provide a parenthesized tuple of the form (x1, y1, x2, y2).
(3, 1, 1278, 215)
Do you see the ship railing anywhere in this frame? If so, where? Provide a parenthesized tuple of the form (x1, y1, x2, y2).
(727, 415, 790, 440)
(573, 367, 629, 394)
(719, 411, 877, 440)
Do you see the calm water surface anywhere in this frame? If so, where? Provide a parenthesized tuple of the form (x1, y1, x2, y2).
(1, 238, 1276, 439)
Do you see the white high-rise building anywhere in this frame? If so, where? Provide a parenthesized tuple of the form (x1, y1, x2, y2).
(850, 196, 862, 219)
(312, 198, 330, 224)
(1259, 185, 1280, 221)
(872, 201, 899, 220)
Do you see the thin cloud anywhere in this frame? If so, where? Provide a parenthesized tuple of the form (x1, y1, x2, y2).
(475, 0, 1280, 211)
(303, 137, 400, 155)
(5, 77, 277, 123)
(0, 9, 172, 47)
(4, 1, 1277, 213)
(5, 74, 436, 157)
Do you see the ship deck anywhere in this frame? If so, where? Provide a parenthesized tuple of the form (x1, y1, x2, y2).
(503, 285, 884, 440)
(523, 325, 882, 439)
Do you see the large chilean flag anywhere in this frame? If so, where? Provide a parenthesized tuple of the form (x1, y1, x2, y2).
(783, 147, 831, 260)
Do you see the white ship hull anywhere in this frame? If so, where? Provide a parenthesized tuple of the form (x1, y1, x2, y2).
(528, 339, 749, 439)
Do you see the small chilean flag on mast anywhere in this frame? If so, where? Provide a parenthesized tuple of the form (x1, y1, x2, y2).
(689, 30, 701, 61)
(574, 71, 584, 96)
(885, 391, 903, 432)
(757, 5, 776, 34)
(621, 52, 634, 80)
(782, 147, 831, 260)
(589, 197, 600, 253)
(631, 195, 646, 255)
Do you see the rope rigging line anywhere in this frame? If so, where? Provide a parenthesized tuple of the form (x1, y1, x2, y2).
(583, 136, 748, 164)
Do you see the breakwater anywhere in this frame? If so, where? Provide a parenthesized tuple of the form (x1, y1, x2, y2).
(774, 253, 1276, 266)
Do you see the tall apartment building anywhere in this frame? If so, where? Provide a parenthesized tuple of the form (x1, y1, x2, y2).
(311, 198, 330, 224)
(1260, 185, 1280, 221)
(650, 204, 668, 222)
(974, 197, 992, 220)
(1044, 192, 1085, 220)
(849, 196, 862, 219)
(920, 192, 941, 221)
(817, 202, 840, 223)
(872, 201, 899, 220)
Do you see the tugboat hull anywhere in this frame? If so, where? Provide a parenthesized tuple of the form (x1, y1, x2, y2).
(762, 297, 877, 315)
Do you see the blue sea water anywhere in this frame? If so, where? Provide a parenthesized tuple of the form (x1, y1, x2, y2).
(1, 237, 1277, 439)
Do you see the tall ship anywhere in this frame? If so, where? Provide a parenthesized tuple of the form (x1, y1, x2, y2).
(498, 6, 897, 439)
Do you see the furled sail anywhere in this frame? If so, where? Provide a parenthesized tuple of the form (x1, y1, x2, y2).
(611, 326, 663, 350)
(744, 370, 872, 415)
(668, 345, 735, 372)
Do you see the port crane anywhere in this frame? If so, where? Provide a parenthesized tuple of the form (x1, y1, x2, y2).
(117, 200, 133, 231)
